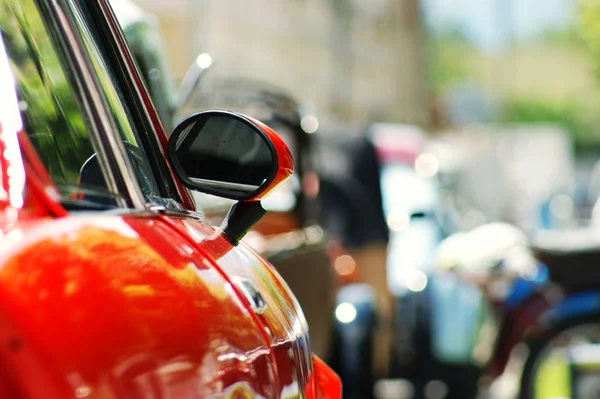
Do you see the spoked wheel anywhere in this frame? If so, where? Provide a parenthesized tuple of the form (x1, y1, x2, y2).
(519, 316, 600, 399)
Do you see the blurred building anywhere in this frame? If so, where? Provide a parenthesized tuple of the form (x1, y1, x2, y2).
(473, 45, 595, 105)
(443, 124, 575, 230)
(129, 0, 431, 127)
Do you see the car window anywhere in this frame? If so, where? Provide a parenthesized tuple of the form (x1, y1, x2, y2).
(1, 0, 159, 208)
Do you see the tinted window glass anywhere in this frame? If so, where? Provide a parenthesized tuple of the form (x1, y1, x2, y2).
(0, 0, 119, 203)
(1, 0, 161, 207)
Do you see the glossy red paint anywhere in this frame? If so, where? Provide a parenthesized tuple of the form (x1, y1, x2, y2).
(310, 356, 342, 399)
(244, 115, 294, 201)
(0, 302, 70, 399)
(0, 215, 281, 399)
(160, 217, 316, 397)
(0, 77, 339, 399)
(18, 133, 66, 218)
(157, 214, 339, 399)
(0, 0, 341, 397)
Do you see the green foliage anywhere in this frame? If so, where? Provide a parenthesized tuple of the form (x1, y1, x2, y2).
(537, 27, 585, 48)
(580, 0, 600, 84)
(499, 96, 600, 153)
(491, 2, 600, 154)
(428, 27, 476, 94)
(1, 0, 96, 187)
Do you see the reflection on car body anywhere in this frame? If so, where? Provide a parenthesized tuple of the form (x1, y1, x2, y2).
(0, 0, 341, 398)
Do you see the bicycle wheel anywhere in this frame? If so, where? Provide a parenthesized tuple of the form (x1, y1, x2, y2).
(519, 315, 600, 399)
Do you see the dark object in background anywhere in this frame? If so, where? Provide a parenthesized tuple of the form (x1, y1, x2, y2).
(315, 122, 391, 398)
(392, 277, 480, 399)
(328, 284, 378, 399)
(531, 229, 600, 293)
(314, 122, 390, 250)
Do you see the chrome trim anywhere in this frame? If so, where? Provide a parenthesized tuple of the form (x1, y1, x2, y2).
(38, 0, 124, 207)
(94, 0, 192, 210)
(188, 177, 259, 192)
(80, 204, 204, 222)
(42, 0, 146, 209)
(232, 277, 268, 315)
(94, 1, 158, 141)
(146, 195, 185, 211)
(148, 205, 204, 222)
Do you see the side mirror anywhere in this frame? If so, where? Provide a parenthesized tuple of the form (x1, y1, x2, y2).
(167, 110, 294, 244)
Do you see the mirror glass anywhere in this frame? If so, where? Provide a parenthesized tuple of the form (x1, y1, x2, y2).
(173, 114, 275, 196)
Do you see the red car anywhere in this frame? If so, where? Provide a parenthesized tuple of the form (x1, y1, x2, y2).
(0, 0, 341, 398)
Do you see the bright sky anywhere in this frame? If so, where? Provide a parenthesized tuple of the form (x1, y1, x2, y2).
(423, 0, 576, 52)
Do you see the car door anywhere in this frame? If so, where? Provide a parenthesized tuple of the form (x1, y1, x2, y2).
(164, 217, 314, 398)
(71, 2, 332, 398)
(0, 0, 281, 397)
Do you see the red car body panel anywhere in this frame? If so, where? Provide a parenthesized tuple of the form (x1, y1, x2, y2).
(164, 218, 312, 394)
(0, 215, 276, 398)
(0, 136, 340, 398)
(243, 116, 295, 201)
(0, 0, 341, 397)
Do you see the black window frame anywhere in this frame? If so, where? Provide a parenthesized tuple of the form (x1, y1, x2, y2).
(77, 0, 187, 210)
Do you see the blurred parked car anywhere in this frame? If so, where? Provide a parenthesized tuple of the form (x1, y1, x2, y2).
(0, 0, 341, 398)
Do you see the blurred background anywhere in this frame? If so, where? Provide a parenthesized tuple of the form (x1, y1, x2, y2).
(113, 0, 600, 398)
(121, 0, 600, 230)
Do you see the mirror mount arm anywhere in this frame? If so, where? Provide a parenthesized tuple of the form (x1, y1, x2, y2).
(219, 201, 267, 246)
